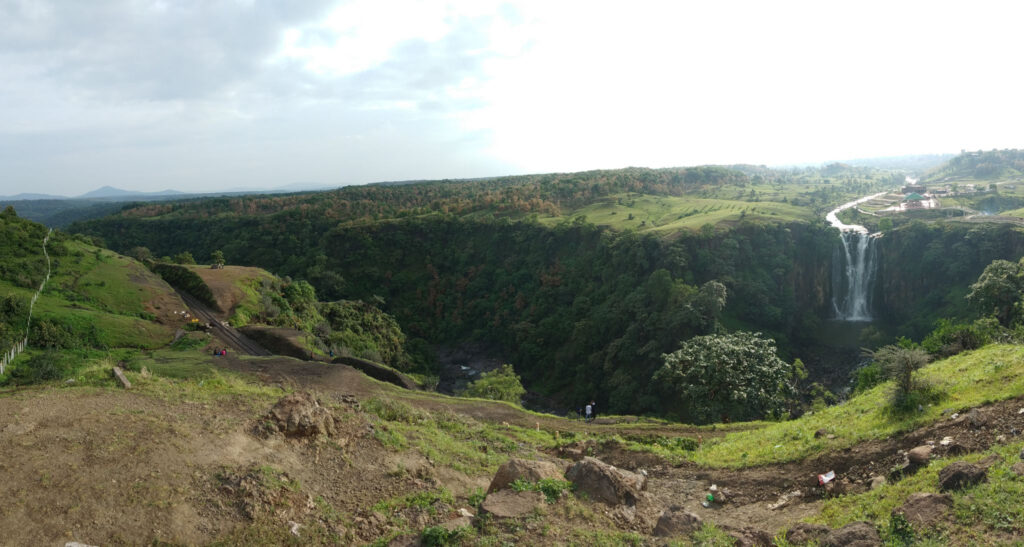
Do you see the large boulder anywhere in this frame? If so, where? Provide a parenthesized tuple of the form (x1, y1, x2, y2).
(565, 457, 646, 507)
(266, 391, 337, 438)
(480, 490, 545, 518)
(822, 521, 881, 546)
(785, 522, 831, 544)
(938, 461, 987, 491)
(907, 445, 933, 465)
(487, 458, 565, 493)
(893, 492, 952, 528)
(652, 506, 702, 537)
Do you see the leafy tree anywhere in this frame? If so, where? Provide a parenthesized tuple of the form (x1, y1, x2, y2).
(653, 332, 794, 424)
(211, 249, 225, 268)
(173, 251, 196, 265)
(966, 258, 1024, 326)
(129, 246, 152, 262)
(461, 364, 526, 404)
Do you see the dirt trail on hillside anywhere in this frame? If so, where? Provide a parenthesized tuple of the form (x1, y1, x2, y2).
(213, 353, 726, 438)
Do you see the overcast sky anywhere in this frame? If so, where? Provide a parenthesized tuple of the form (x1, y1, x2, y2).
(2, 0, 1023, 197)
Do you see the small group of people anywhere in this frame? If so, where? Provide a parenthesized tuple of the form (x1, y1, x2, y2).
(576, 400, 598, 422)
(212, 347, 227, 356)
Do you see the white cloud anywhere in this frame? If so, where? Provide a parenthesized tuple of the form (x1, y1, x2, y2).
(2, 0, 1024, 196)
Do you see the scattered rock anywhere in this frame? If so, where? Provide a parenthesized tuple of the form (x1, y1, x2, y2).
(943, 441, 970, 456)
(894, 492, 953, 528)
(826, 433, 837, 440)
(869, 476, 886, 490)
(966, 408, 985, 428)
(1010, 462, 1024, 477)
(996, 434, 1008, 443)
(938, 461, 988, 491)
(814, 429, 829, 438)
(564, 457, 646, 507)
(724, 525, 773, 546)
(487, 458, 565, 493)
(265, 391, 337, 438)
(480, 490, 545, 518)
(907, 445, 932, 465)
(785, 522, 830, 545)
(939, 436, 954, 446)
(822, 521, 881, 546)
(652, 506, 702, 537)
(112, 366, 132, 389)
(386, 534, 419, 547)
(440, 515, 473, 531)
(457, 507, 474, 518)
(768, 489, 801, 510)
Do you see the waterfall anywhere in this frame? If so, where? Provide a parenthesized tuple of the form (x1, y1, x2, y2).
(832, 231, 877, 321)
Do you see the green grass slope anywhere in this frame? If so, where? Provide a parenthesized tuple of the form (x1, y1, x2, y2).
(690, 344, 1024, 468)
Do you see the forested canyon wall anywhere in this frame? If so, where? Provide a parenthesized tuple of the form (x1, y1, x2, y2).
(75, 211, 1024, 411)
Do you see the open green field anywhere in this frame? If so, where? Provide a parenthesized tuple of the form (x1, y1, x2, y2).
(540, 193, 817, 232)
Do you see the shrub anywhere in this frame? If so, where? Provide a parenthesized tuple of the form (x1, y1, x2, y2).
(460, 364, 526, 404)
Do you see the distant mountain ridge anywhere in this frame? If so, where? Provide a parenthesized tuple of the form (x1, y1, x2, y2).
(0, 192, 69, 201)
(76, 186, 184, 199)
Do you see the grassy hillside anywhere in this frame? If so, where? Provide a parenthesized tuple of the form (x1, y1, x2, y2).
(691, 344, 1024, 468)
(924, 149, 1024, 183)
(0, 210, 188, 385)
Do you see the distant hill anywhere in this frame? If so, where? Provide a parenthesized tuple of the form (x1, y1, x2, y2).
(840, 153, 954, 172)
(77, 186, 185, 199)
(0, 192, 68, 201)
(924, 149, 1024, 182)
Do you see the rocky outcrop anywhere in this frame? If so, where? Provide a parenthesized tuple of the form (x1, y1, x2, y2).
(822, 521, 881, 546)
(487, 458, 565, 493)
(265, 391, 338, 438)
(652, 506, 702, 537)
(785, 522, 830, 545)
(894, 492, 953, 528)
(938, 461, 987, 491)
(480, 490, 545, 518)
(565, 457, 646, 507)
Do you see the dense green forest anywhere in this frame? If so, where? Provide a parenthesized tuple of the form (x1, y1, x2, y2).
(69, 159, 1024, 415)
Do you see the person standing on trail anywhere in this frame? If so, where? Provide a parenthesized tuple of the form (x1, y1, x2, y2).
(585, 402, 593, 422)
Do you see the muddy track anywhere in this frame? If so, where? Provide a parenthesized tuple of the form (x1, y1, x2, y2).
(175, 289, 271, 356)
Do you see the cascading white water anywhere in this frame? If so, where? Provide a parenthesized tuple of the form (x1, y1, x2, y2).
(832, 231, 876, 321)
(826, 192, 887, 322)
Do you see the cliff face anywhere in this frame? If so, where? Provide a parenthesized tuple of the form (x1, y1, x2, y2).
(873, 222, 1024, 336)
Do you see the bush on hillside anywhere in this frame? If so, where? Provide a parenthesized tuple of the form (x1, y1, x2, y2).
(921, 318, 993, 358)
(2, 351, 74, 386)
(460, 364, 526, 404)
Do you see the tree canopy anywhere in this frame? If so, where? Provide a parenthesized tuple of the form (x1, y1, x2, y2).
(654, 332, 794, 424)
